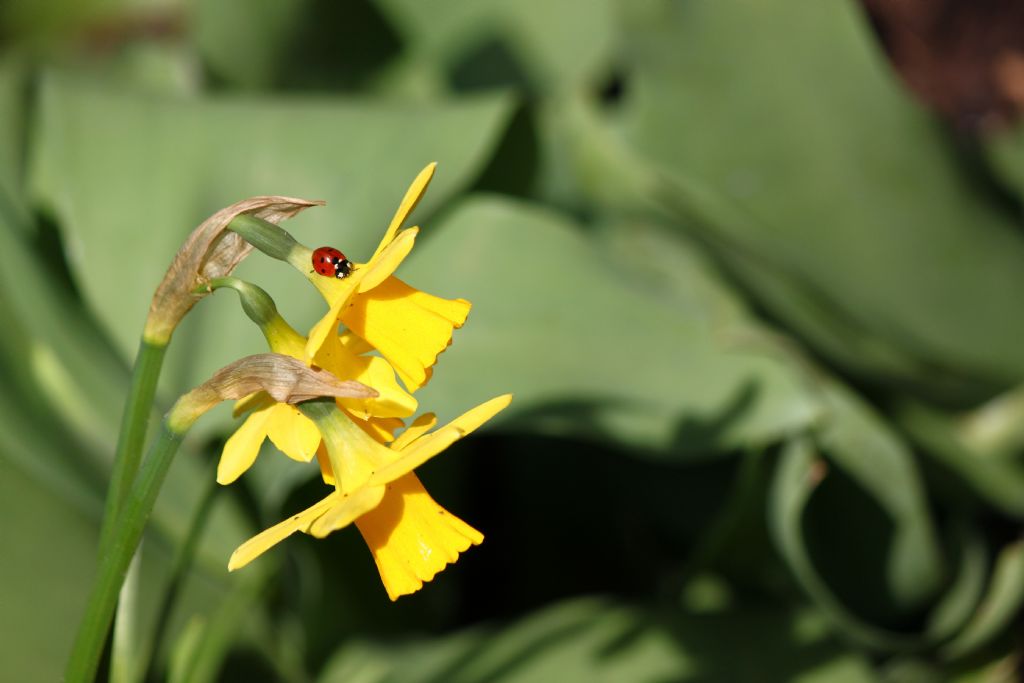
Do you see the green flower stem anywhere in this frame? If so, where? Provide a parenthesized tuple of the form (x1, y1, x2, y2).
(205, 277, 280, 330)
(65, 421, 186, 683)
(99, 339, 167, 552)
(100, 339, 167, 683)
(228, 214, 306, 268)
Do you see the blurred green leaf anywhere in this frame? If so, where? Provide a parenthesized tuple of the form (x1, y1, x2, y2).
(0, 185, 126, 475)
(0, 60, 27, 203)
(898, 401, 1024, 519)
(618, 0, 1024, 395)
(769, 437, 920, 651)
(812, 383, 943, 612)
(595, 213, 948, 623)
(0, 329, 105, 511)
(27, 72, 514, 401)
(0, 447, 100, 681)
(192, 0, 308, 90)
(941, 540, 1024, 661)
(318, 597, 879, 683)
(594, 219, 763, 333)
(376, 0, 615, 93)
(878, 658, 947, 683)
(403, 195, 819, 453)
(168, 616, 206, 683)
(194, 0, 406, 93)
(956, 385, 1024, 459)
(924, 524, 987, 643)
(986, 124, 1024, 196)
(949, 653, 1021, 683)
(654, 173, 971, 396)
(166, 571, 273, 683)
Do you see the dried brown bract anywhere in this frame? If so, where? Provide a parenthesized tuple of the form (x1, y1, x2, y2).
(170, 353, 376, 431)
(146, 196, 324, 343)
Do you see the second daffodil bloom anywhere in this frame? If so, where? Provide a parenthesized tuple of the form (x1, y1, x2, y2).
(228, 394, 512, 600)
(291, 163, 471, 391)
(215, 279, 417, 484)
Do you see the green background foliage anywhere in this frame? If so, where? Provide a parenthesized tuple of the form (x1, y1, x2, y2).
(2, 1, 1023, 681)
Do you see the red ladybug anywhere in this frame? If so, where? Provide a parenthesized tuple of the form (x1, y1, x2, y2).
(311, 246, 353, 279)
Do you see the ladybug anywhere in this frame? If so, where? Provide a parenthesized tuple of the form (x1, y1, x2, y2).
(311, 246, 353, 279)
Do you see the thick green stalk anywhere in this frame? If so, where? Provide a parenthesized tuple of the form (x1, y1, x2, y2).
(101, 340, 166, 683)
(65, 423, 185, 683)
(99, 339, 167, 552)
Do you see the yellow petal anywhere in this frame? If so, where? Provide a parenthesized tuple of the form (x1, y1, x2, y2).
(355, 473, 482, 601)
(391, 413, 438, 451)
(305, 163, 434, 360)
(340, 356, 418, 418)
(265, 403, 320, 462)
(308, 484, 387, 538)
(304, 276, 360, 362)
(358, 227, 418, 293)
(368, 395, 512, 487)
(228, 493, 338, 571)
(218, 408, 274, 484)
(316, 331, 417, 419)
(372, 163, 436, 260)
(317, 408, 394, 494)
(232, 391, 274, 418)
(341, 276, 471, 391)
(338, 330, 373, 355)
(350, 414, 405, 443)
(315, 442, 335, 486)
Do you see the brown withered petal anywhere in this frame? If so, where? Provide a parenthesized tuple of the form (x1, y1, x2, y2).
(146, 197, 324, 343)
(170, 353, 377, 432)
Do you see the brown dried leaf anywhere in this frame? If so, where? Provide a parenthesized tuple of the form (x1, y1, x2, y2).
(146, 196, 324, 343)
(207, 353, 377, 403)
(172, 353, 377, 429)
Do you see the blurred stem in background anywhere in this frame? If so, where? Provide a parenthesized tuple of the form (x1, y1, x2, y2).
(137, 471, 221, 683)
(110, 550, 143, 683)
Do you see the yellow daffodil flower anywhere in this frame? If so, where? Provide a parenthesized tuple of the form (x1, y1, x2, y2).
(219, 394, 321, 484)
(295, 163, 471, 391)
(218, 303, 417, 485)
(228, 394, 512, 600)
